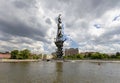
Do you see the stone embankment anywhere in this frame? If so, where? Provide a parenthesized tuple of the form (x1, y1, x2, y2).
(0, 59, 41, 62)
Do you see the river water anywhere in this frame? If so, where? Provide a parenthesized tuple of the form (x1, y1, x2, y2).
(0, 61, 120, 83)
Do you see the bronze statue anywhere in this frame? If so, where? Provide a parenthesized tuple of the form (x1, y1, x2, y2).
(55, 14, 65, 59)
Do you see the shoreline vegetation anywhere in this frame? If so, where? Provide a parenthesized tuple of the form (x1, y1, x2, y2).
(1, 49, 120, 62)
(10, 49, 42, 59)
(63, 52, 120, 60)
(0, 59, 41, 62)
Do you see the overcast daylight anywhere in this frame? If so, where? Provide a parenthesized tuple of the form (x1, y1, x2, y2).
(0, 0, 120, 54)
(1, 0, 120, 83)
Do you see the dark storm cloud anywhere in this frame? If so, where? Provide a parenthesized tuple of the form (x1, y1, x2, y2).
(0, 0, 50, 43)
(77, 0, 120, 18)
(41, 0, 120, 18)
(0, 18, 47, 41)
(14, 1, 29, 9)
(45, 18, 52, 25)
(13, 0, 36, 9)
(0, 31, 12, 41)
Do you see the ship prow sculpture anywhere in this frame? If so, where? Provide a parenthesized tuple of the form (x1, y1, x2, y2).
(55, 14, 66, 59)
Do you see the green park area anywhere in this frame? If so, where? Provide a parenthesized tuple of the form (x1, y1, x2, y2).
(63, 52, 120, 60)
(10, 49, 42, 59)
(10, 49, 120, 60)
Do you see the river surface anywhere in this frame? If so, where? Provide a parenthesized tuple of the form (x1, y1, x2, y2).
(0, 61, 120, 83)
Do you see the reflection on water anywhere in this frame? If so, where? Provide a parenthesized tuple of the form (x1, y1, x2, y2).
(54, 62, 63, 83)
(0, 61, 120, 83)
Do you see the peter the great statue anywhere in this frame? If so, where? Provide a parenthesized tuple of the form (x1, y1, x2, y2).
(55, 14, 65, 59)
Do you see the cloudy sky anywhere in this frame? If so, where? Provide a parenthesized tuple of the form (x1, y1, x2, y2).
(0, 0, 120, 54)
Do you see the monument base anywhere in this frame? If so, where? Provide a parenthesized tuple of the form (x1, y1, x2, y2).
(54, 57, 65, 61)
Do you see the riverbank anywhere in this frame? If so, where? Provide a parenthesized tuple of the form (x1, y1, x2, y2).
(0, 59, 41, 62)
(1, 59, 120, 63)
(64, 59, 120, 63)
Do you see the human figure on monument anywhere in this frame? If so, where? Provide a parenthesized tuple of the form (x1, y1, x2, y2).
(57, 14, 63, 39)
(58, 14, 62, 23)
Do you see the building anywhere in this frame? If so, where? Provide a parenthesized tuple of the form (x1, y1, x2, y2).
(46, 55, 53, 60)
(0, 53, 11, 59)
(65, 48, 79, 56)
(80, 52, 96, 56)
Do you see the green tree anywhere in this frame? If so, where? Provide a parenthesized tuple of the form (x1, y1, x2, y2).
(90, 52, 99, 59)
(31, 54, 42, 59)
(11, 50, 19, 59)
(20, 49, 30, 59)
(116, 52, 120, 56)
(17, 53, 23, 59)
(90, 52, 109, 59)
(110, 54, 116, 58)
(76, 54, 84, 59)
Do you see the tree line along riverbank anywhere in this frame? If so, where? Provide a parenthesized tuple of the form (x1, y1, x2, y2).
(63, 52, 120, 60)
(10, 49, 44, 59)
(1, 49, 120, 61)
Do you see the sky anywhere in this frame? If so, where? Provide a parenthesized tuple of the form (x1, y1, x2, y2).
(0, 0, 120, 54)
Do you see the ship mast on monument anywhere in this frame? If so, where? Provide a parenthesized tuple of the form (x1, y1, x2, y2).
(55, 14, 66, 59)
